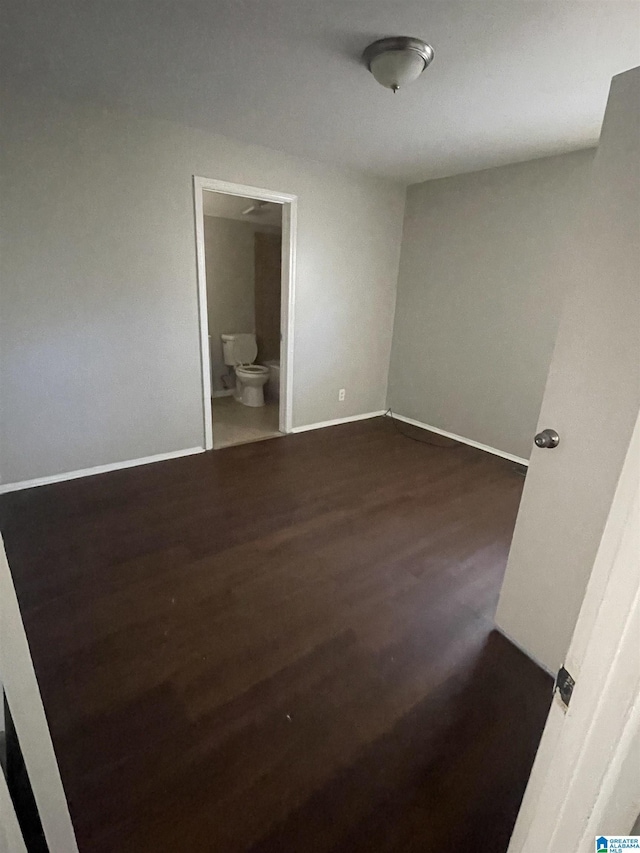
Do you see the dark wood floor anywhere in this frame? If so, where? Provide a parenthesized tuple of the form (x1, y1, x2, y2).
(0, 417, 551, 853)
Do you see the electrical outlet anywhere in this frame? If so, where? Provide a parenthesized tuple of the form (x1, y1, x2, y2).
(338, 388, 346, 402)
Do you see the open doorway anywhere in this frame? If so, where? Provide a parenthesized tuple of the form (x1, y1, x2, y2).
(203, 192, 282, 449)
(193, 177, 296, 450)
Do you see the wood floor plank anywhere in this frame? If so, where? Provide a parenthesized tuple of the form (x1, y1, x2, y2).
(0, 417, 551, 852)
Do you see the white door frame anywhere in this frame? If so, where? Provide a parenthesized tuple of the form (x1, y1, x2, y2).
(508, 409, 640, 850)
(0, 535, 79, 853)
(193, 176, 297, 448)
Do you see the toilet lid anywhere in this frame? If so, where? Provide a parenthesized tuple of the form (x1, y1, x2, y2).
(230, 334, 257, 364)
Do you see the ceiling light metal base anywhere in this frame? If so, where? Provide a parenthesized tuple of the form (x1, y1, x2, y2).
(363, 37, 434, 92)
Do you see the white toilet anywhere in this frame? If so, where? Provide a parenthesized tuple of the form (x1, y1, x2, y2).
(221, 333, 269, 407)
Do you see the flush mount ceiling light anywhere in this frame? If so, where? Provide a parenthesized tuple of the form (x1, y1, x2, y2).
(363, 36, 434, 93)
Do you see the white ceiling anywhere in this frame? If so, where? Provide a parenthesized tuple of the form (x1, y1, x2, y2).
(2, 1, 639, 183)
(203, 192, 282, 226)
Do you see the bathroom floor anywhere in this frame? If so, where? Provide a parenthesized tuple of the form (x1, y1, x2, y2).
(211, 394, 281, 449)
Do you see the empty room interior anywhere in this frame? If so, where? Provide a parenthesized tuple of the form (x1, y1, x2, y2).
(0, 2, 639, 852)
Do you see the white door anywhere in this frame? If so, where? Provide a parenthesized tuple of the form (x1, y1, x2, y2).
(508, 407, 640, 851)
(0, 536, 78, 853)
(495, 66, 640, 674)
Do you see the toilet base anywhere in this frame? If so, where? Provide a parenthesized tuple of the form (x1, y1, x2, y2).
(240, 385, 265, 407)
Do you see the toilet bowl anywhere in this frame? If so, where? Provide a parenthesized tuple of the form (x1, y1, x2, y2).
(221, 333, 270, 407)
(235, 364, 269, 407)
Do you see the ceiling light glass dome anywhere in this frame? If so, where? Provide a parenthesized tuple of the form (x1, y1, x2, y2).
(363, 37, 434, 93)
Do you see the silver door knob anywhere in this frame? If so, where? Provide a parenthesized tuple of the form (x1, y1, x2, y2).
(534, 428, 560, 449)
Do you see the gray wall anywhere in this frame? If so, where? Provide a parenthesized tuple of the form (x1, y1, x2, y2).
(204, 216, 256, 395)
(387, 149, 595, 460)
(0, 94, 405, 485)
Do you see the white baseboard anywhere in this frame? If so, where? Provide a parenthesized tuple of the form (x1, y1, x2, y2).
(291, 411, 386, 434)
(0, 447, 205, 495)
(212, 389, 234, 398)
(388, 412, 529, 466)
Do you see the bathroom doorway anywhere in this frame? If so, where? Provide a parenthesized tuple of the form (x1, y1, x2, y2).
(193, 178, 296, 450)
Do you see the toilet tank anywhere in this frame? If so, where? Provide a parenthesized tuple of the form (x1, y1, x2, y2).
(221, 333, 257, 366)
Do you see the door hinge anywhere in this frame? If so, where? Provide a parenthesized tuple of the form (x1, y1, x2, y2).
(555, 665, 575, 711)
